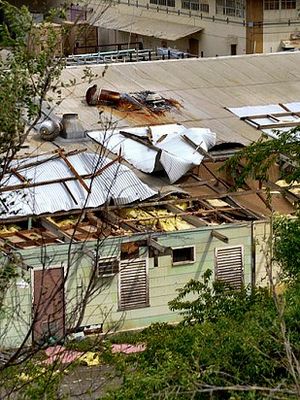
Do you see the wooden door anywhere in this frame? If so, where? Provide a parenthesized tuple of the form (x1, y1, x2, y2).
(33, 268, 65, 344)
(189, 38, 199, 56)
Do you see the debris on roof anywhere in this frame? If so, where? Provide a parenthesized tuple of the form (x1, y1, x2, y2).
(85, 86, 182, 125)
(87, 124, 216, 183)
(86, 86, 181, 113)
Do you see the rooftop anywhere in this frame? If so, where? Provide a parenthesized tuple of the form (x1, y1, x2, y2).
(1, 52, 300, 248)
(55, 51, 300, 145)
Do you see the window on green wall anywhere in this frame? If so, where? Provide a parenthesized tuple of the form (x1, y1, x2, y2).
(172, 246, 195, 265)
(97, 257, 119, 277)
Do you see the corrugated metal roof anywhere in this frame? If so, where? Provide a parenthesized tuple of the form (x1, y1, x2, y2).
(0, 152, 157, 219)
(55, 52, 300, 146)
(93, 8, 202, 41)
(87, 124, 216, 183)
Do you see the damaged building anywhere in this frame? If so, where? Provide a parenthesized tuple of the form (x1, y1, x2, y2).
(1, 51, 300, 348)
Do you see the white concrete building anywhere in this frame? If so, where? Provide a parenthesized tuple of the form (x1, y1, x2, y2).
(87, 0, 300, 56)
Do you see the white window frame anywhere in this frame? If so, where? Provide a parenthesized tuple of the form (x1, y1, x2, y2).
(172, 245, 196, 266)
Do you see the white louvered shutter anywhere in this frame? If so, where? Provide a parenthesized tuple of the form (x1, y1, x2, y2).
(118, 259, 149, 310)
(215, 246, 244, 289)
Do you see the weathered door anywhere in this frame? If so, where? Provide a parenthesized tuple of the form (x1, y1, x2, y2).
(33, 268, 65, 344)
(189, 38, 199, 56)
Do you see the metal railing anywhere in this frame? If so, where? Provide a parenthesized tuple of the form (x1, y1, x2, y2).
(66, 48, 197, 66)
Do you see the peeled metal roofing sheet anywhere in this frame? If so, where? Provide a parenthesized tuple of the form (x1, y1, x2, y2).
(227, 104, 285, 118)
(94, 8, 202, 41)
(227, 102, 300, 139)
(0, 153, 157, 219)
(87, 124, 216, 183)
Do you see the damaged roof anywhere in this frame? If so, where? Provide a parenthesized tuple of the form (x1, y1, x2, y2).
(55, 52, 300, 145)
(0, 150, 156, 219)
(227, 102, 300, 139)
(87, 124, 216, 183)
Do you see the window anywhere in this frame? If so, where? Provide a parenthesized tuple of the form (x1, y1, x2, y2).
(118, 259, 149, 310)
(97, 257, 119, 277)
(172, 246, 195, 265)
(281, 0, 296, 9)
(181, 0, 209, 12)
(264, 0, 280, 9)
(215, 245, 244, 289)
(150, 0, 175, 7)
(121, 242, 140, 260)
(216, 0, 245, 17)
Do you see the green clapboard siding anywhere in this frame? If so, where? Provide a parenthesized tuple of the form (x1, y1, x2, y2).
(1, 222, 257, 347)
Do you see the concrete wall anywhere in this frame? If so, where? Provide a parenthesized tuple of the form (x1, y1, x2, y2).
(263, 0, 300, 52)
(96, 1, 247, 57)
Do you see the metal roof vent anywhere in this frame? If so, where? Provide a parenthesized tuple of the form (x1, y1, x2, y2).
(60, 113, 85, 140)
(39, 119, 61, 141)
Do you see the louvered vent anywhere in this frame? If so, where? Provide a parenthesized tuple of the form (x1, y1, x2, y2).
(215, 246, 244, 289)
(119, 259, 149, 311)
(97, 257, 119, 277)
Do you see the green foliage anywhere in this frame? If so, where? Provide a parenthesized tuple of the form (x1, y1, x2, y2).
(0, 1, 65, 175)
(223, 128, 300, 188)
(0, 360, 67, 400)
(169, 269, 272, 324)
(273, 214, 300, 280)
(103, 272, 299, 400)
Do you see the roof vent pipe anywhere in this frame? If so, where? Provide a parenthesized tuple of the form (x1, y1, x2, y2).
(39, 119, 61, 141)
(60, 113, 85, 140)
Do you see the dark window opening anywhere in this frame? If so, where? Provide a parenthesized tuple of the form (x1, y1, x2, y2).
(231, 44, 237, 55)
(172, 246, 195, 264)
(121, 242, 140, 260)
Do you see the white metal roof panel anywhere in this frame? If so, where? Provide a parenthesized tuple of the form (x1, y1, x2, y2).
(87, 124, 216, 183)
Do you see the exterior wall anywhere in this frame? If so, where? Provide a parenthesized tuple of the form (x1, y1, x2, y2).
(64, 223, 253, 332)
(246, 0, 264, 53)
(0, 270, 31, 349)
(263, 8, 300, 52)
(96, 0, 247, 57)
(0, 222, 258, 348)
(253, 220, 282, 286)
